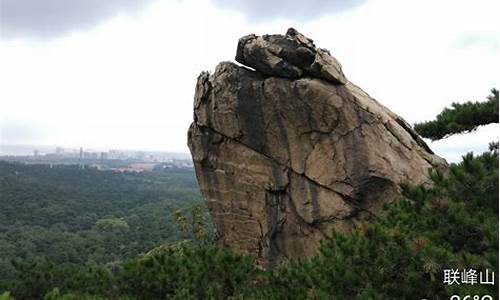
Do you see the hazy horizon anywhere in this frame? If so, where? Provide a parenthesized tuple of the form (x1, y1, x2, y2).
(0, 142, 192, 156)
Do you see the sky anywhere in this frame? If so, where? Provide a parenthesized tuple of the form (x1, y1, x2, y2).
(0, 0, 498, 161)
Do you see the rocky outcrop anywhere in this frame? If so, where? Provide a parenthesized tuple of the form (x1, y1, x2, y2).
(188, 28, 447, 268)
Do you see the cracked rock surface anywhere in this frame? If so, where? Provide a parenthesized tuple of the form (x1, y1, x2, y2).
(187, 28, 447, 268)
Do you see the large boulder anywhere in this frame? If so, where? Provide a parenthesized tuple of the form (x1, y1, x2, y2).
(188, 28, 447, 268)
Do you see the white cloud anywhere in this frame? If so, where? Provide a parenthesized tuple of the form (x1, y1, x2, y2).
(0, 0, 158, 39)
(0, 0, 498, 160)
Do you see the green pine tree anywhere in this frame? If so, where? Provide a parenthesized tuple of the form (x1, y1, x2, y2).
(414, 89, 498, 140)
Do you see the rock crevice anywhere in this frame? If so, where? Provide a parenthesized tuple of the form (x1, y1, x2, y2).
(188, 28, 447, 267)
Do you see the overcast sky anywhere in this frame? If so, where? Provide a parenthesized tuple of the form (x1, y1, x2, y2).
(0, 0, 498, 161)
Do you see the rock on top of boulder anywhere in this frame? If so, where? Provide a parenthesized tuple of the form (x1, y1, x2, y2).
(236, 27, 347, 85)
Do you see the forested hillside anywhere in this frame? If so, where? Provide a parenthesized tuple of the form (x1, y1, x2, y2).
(1, 146, 497, 299)
(0, 162, 204, 295)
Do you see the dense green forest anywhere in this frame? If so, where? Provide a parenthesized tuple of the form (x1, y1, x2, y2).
(0, 162, 205, 297)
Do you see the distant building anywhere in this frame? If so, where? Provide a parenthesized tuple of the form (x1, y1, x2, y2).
(82, 152, 99, 160)
(55, 147, 64, 154)
(34, 149, 39, 157)
(108, 149, 123, 159)
(100, 152, 108, 160)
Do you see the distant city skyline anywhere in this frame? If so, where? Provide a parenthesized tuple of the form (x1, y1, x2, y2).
(0, 143, 192, 157)
(0, 142, 194, 173)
